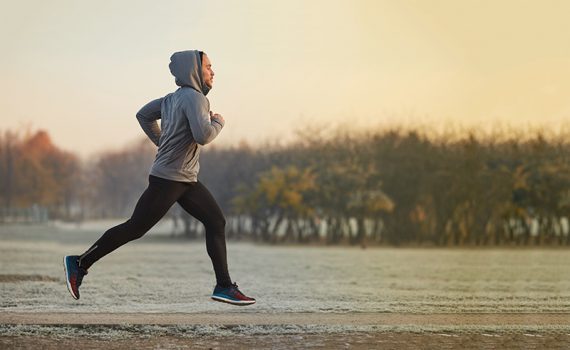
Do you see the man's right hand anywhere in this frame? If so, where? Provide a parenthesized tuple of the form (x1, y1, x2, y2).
(210, 111, 225, 124)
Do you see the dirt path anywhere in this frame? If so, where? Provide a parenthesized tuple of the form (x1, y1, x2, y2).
(2, 312, 569, 326)
(3, 332, 570, 350)
(3, 313, 570, 349)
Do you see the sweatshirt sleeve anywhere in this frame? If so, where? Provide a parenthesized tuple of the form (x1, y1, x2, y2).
(182, 93, 224, 145)
(136, 98, 163, 146)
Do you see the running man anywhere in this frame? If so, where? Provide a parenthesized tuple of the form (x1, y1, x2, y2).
(63, 50, 255, 306)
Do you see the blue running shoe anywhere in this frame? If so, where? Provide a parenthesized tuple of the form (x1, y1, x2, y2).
(63, 255, 88, 300)
(211, 282, 256, 306)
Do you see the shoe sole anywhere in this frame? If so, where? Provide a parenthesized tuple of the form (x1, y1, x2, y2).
(63, 256, 79, 300)
(211, 295, 256, 306)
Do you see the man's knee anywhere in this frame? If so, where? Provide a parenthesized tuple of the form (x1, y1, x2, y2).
(124, 219, 151, 240)
(208, 215, 226, 234)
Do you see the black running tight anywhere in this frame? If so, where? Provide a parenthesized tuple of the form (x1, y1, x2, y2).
(78, 175, 232, 287)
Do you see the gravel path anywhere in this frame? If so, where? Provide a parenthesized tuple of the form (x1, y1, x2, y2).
(3, 332, 570, 350)
(2, 312, 570, 326)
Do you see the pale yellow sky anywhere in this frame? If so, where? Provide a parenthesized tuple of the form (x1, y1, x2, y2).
(0, 0, 569, 156)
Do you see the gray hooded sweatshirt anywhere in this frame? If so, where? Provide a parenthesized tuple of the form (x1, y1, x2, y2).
(136, 50, 225, 182)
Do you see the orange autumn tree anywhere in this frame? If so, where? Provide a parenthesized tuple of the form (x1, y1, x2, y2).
(0, 130, 80, 219)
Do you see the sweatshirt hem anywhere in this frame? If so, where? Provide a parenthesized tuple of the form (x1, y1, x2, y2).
(149, 168, 198, 183)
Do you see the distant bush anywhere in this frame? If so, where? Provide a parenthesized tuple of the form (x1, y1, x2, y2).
(200, 125, 570, 246)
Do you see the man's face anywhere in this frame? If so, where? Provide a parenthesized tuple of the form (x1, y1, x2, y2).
(202, 54, 214, 89)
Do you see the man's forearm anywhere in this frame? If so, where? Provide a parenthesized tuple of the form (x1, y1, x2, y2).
(136, 117, 161, 146)
(136, 98, 163, 146)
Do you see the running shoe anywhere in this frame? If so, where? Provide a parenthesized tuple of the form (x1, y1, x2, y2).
(63, 255, 88, 300)
(211, 282, 256, 306)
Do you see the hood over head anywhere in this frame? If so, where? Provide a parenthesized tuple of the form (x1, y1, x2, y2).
(169, 50, 210, 96)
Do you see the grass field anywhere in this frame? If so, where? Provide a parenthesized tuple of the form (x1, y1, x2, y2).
(1, 223, 569, 349)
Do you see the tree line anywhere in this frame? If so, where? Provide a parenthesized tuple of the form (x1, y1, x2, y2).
(1, 127, 569, 246)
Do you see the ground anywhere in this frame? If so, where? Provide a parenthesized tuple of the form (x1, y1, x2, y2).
(1, 224, 569, 349)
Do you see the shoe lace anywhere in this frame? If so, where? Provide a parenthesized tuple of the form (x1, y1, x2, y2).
(230, 282, 247, 298)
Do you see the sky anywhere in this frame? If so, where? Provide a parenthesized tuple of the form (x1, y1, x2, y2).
(1, 0, 569, 157)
